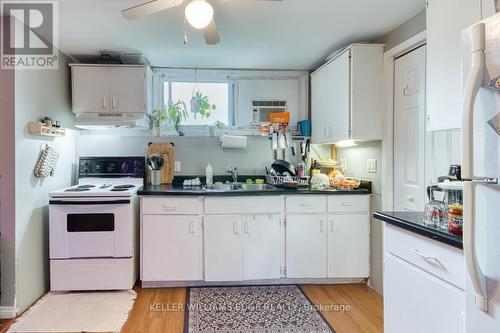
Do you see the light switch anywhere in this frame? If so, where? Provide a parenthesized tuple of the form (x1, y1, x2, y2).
(174, 161, 181, 172)
(340, 159, 348, 170)
(367, 159, 377, 173)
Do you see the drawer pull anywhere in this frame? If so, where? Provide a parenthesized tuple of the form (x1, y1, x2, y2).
(410, 248, 439, 264)
(300, 203, 313, 207)
(162, 204, 177, 211)
(341, 203, 353, 207)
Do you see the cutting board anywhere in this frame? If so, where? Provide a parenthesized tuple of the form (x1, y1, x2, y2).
(146, 142, 174, 184)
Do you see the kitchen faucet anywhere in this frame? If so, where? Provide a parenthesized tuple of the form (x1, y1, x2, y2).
(227, 166, 239, 183)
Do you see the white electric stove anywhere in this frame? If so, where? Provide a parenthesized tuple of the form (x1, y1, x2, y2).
(49, 156, 145, 291)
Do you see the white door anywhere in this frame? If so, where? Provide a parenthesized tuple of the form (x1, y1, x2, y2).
(327, 214, 370, 278)
(141, 215, 203, 281)
(71, 66, 110, 113)
(384, 254, 465, 333)
(242, 214, 282, 280)
(326, 51, 350, 142)
(109, 67, 147, 113)
(204, 215, 243, 281)
(393, 45, 427, 211)
(285, 214, 327, 278)
(426, 0, 482, 130)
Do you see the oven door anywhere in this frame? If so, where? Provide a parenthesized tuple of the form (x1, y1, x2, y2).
(49, 198, 132, 259)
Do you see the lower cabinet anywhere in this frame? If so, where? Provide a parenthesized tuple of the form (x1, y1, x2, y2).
(328, 214, 370, 278)
(286, 213, 370, 279)
(141, 215, 203, 281)
(286, 214, 328, 278)
(204, 214, 282, 281)
(384, 254, 464, 333)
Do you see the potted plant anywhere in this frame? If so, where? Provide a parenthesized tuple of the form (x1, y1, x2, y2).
(150, 108, 167, 136)
(208, 120, 226, 137)
(167, 100, 188, 136)
(191, 91, 216, 119)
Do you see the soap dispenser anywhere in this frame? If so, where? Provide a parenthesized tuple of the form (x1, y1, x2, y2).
(206, 163, 213, 185)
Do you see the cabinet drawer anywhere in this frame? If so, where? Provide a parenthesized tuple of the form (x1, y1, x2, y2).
(385, 224, 465, 289)
(328, 195, 369, 213)
(204, 196, 284, 214)
(286, 195, 327, 213)
(141, 197, 201, 215)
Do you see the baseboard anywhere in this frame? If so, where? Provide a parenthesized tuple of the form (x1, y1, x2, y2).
(0, 306, 16, 319)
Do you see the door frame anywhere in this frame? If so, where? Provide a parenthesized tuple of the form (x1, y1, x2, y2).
(382, 31, 427, 211)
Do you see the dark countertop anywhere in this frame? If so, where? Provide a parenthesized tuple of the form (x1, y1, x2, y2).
(138, 184, 370, 196)
(373, 211, 463, 249)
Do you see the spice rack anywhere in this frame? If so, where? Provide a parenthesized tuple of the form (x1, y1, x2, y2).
(28, 122, 67, 137)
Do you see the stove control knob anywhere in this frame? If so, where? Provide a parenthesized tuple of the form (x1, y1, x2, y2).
(121, 162, 128, 172)
(82, 167, 89, 174)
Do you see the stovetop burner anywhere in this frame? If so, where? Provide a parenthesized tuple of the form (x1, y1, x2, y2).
(110, 188, 129, 192)
(77, 184, 96, 189)
(113, 184, 136, 189)
(65, 187, 91, 192)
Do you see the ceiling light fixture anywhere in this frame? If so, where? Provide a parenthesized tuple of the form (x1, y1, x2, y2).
(185, 0, 214, 29)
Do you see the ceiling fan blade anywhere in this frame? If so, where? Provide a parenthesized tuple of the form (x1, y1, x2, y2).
(122, 0, 184, 20)
(203, 18, 220, 45)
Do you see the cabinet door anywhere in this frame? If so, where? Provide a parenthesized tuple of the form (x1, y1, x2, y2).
(384, 254, 465, 333)
(204, 215, 243, 281)
(426, 0, 481, 131)
(285, 214, 327, 278)
(109, 66, 147, 113)
(242, 214, 282, 280)
(325, 51, 350, 142)
(141, 215, 203, 281)
(71, 66, 110, 113)
(327, 214, 369, 278)
(311, 70, 328, 143)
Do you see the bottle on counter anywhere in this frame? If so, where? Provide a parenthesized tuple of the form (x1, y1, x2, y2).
(310, 160, 321, 177)
(205, 163, 213, 185)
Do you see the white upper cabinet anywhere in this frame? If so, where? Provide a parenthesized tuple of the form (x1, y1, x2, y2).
(426, 0, 482, 131)
(311, 44, 384, 143)
(71, 64, 151, 114)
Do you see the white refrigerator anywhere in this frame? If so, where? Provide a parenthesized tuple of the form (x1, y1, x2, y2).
(462, 12, 500, 332)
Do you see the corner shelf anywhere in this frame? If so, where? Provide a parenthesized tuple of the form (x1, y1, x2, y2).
(28, 122, 67, 137)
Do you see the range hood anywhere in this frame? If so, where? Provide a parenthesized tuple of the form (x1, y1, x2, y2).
(75, 113, 149, 129)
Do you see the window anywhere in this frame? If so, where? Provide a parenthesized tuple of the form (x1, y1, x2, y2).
(161, 80, 233, 127)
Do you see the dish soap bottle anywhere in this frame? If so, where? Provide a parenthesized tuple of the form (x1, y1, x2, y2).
(206, 163, 213, 185)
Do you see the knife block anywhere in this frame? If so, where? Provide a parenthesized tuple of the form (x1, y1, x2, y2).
(146, 142, 174, 185)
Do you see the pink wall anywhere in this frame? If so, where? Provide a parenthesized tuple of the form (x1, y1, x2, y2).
(0, 65, 16, 307)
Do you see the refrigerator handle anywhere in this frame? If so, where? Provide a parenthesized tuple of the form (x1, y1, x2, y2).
(462, 23, 485, 180)
(463, 181, 488, 311)
(462, 22, 488, 312)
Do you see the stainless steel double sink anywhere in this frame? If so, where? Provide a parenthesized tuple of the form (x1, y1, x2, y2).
(203, 183, 277, 192)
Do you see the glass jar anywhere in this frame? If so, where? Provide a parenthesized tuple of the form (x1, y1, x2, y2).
(423, 185, 447, 228)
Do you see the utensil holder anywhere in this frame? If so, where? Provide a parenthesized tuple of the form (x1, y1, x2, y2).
(151, 170, 161, 185)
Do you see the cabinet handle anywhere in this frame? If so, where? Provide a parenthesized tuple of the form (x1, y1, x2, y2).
(410, 248, 438, 263)
(102, 96, 107, 109)
(322, 127, 327, 139)
(330, 220, 335, 232)
(189, 221, 195, 234)
(320, 220, 325, 232)
(162, 204, 176, 211)
(341, 202, 353, 207)
(244, 221, 249, 234)
(328, 126, 332, 138)
(300, 203, 313, 207)
(112, 97, 117, 109)
(233, 221, 239, 235)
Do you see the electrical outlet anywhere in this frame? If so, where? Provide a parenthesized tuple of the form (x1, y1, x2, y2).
(340, 159, 348, 170)
(174, 161, 181, 172)
(367, 159, 377, 173)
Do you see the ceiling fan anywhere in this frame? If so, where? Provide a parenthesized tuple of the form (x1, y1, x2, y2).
(121, 0, 282, 45)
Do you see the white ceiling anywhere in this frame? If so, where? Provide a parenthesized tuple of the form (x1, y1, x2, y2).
(59, 0, 425, 70)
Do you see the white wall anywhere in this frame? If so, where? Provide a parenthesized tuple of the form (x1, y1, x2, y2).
(0, 66, 16, 313)
(14, 52, 76, 314)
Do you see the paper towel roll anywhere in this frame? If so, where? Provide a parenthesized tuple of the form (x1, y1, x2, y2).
(219, 135, 248, 149)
